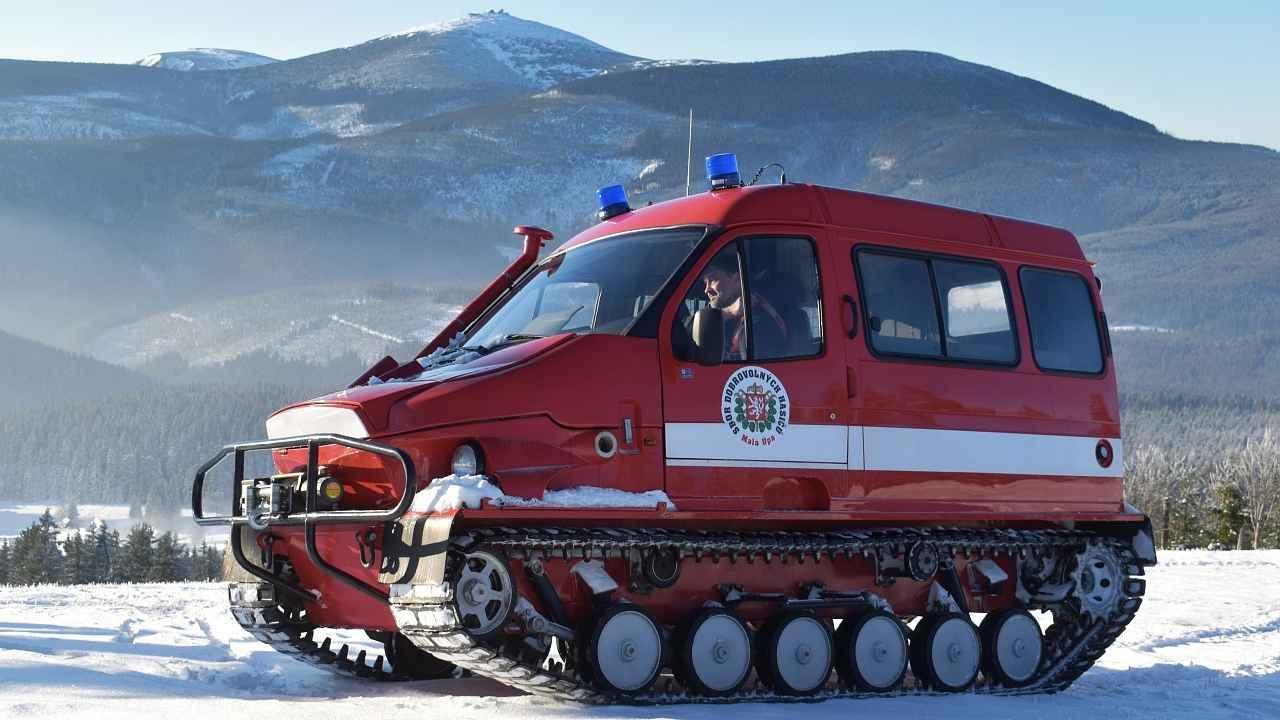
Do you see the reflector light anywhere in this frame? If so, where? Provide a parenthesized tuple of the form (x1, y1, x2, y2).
(319, 477, 344, 502)
(705, 153, 741, 190)
(596, 184, 631, 220)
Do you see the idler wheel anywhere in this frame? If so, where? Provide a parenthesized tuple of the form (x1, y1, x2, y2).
(1073, 543, 1123, 619)
(757, 610, 833, 695)
(583, 603, 665, 694)
(980, 609, 1044, 687)
(910, 613, 981, 692)
(834, 609, 909, 692)
(383, 632, 457, 679)
(454, 549, 515, 638)
(678, 607, 753, 695)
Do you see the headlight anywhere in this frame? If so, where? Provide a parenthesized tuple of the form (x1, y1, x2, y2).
(265, 405, 369, 439)
(451, 443, 483, 477)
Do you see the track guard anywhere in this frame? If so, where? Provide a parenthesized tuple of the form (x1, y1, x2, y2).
(379, 512, 457, 588)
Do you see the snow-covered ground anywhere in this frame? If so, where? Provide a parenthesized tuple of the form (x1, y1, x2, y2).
(0, 551, 1277, 719)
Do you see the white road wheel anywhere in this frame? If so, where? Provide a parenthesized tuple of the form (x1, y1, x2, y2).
(835, 610, 908, 691)
(454, 550, 514, 637)
(589, 605, 664, 693)
(762, 611, 833, 695)
(682, 609, 752, 694)
(911, 613, 981, 692)
(981, 610, 1043, 687)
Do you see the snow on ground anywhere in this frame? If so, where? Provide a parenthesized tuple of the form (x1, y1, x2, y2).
(0, 551, 1277, 718)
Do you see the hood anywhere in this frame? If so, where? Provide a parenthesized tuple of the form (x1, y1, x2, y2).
(273, 334, 573, 435)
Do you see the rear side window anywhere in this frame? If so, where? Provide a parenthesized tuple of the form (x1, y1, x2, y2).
(933, 260, 1016, 364)
(856, 249, 1017, 365)
(858, 253, 941, 357)
(1020, 267, 1103, 374)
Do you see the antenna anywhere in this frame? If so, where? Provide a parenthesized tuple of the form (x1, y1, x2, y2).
(685, 108, 693, 196)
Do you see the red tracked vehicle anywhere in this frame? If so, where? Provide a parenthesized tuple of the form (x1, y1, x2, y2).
(193, 152, 1156, 701)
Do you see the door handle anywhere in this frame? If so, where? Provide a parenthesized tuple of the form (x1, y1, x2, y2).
(841, 294, 859, 339)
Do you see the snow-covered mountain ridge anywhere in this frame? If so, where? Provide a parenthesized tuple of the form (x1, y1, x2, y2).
(134, 48, 278, 71)
(0, 9, 1276, 390)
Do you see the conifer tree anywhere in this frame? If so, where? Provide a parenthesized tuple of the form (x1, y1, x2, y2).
(61, 531, 90, 584)
(0, 541, 11, 585)
(151, 531, 183, 582)
(105, 529, 123, 582)
(119, 524, 155, 583)
(10, 510, 63, 584)
(85, 521, 115, 583)
(193, 542, 222, 581)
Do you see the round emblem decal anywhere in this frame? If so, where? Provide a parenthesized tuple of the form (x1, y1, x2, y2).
(721, 366, 790, 446)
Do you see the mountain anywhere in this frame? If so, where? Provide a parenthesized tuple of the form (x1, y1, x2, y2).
(0, 12, 1275, 395)
(134, 49, 278, 71)
(0, 330, 153, 413)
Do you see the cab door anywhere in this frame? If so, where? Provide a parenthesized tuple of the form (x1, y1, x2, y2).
(658, 228, 852, 511)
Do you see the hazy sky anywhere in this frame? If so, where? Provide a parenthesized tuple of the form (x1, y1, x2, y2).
(1, 0, 1274, 149)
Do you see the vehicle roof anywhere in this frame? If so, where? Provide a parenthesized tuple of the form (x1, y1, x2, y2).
(558, 183, 1085, 262)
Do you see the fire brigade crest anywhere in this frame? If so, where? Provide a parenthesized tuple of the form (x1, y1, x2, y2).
(721, 366, 790, 446)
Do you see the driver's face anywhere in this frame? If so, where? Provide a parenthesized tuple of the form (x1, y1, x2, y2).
(703, 269, 741, 310)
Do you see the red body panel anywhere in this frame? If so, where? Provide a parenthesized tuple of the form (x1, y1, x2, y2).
(256, 183, 1136, 629)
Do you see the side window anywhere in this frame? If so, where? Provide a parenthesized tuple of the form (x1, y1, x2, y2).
(1020, 267, 1103, 373)
(857, 252, 942, 357)
(742, 236, 823, 361)
(672, 237, 823, 363)
(856, 249, 1018, 366)
(933, 260, 1016, 364)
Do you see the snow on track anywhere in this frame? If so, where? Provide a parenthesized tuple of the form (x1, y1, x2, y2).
(0, 551, 1277, 719)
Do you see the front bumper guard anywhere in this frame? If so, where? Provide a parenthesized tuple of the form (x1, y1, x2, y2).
(192, 434, 418, 607)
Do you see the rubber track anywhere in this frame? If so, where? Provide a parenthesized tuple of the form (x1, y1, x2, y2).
(229, 601, 407, 682)
(394, 526, 1146, 704)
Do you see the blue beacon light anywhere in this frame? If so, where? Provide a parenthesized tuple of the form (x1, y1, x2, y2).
(596, 184, 631, 221)
(706, 152, 741, 190)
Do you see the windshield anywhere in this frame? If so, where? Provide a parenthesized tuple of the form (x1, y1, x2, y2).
(467, 227, 705, 350)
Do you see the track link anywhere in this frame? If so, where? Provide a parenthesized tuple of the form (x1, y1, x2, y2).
(393, 526, 1146, 704)
(229, 585, 405, 682)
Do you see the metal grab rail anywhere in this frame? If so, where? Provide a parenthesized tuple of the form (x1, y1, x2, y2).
(191, 434, 417, 528)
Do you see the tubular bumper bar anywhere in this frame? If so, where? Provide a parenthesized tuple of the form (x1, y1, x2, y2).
(193, 434, 417, 606)
(191, 433, 417, 527)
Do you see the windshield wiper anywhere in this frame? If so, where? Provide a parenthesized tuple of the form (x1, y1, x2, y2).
(468, 333, 546, 355)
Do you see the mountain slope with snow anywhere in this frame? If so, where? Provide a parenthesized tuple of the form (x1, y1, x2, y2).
(134, 49, 278, 71)
(0, 551, 1276, 719)
(239, 9, 640, 96)
(0, 10, 1276, 395)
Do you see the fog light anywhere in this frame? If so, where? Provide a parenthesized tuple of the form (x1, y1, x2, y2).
(451, 443, 483, 477)
(319, 477, 344, 502)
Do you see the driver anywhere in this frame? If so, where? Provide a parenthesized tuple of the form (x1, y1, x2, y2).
(700, 250, 788, 361)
